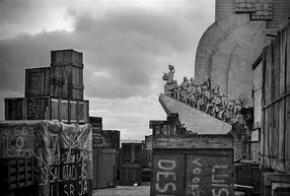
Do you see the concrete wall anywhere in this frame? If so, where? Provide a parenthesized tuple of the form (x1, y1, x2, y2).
(194, 0, 290, 107)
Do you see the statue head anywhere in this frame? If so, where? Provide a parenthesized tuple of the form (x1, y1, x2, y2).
(227, 100, 234, 110)
(237, 114, 245, 124)
(168, 65, 175, 71)
(204, 78, 211, 87)
(234, 100, 241, 106)
(196, 86, 202, 93)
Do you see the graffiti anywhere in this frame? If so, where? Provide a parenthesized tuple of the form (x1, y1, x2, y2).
(62, 179, 89, 196)
(0, 121, 92, 196)
(187, 158, 202, 196)
(48, 152, 86, 182)
(48, 146, 90, 196)
(211, 165, 230, 196)
(62, 164, 78, 181)
(49, 167, 90, 196)
(0, 125, 33, 158)
(48, 128, 91, 196)
(77, 179, 89, 195)
(49, 165, 61, 183)
(49, 135, 61, 165)
(187, 156, 232, 196)
(156, 159, 177, 194)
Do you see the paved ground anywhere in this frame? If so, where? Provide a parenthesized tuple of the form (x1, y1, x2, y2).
(93, 186, 150, 196)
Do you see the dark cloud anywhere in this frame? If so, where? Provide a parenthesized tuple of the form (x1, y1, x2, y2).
(0, 1, 214, 139)
(0, 5, 208, 98)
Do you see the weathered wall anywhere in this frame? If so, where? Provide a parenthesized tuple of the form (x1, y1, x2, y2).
(253, 60, 262, 128)
(251, 59, 263, 162)
(260, 25, 290, 173)
(195, 0, 290, 107)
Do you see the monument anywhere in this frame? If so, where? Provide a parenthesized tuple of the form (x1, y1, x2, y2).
(160, 65, 238, 134)
(195, 0, 290, 107)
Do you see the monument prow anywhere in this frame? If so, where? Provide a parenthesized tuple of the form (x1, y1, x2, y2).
(159, 93, 231, 134)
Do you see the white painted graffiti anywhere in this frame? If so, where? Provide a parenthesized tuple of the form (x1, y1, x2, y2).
(187, 158, 202, 196)
(187, 157, 230, 196)
(156, 159, 177, 195)
(0, 126, 33, 158)
(211, 165, 229, 196)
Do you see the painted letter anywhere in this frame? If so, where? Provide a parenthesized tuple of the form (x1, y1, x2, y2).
(192, 158, 202, 167)
(192, 167, 201, 175)
(212, 188, 229, 196)
(156, 182, 176, 193)
(158, 159, 176, 170)
(156, 171, 176, 181)
(70, 184, 75, 196)
(64, 184, 69, 196)
(212, 165, 228, 184)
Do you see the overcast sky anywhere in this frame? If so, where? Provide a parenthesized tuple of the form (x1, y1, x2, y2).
(0, 0, 215, 140)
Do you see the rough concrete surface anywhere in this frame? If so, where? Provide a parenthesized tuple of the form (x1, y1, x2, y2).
(93, 186, 150, 196)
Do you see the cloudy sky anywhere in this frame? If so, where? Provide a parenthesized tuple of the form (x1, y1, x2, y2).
(0, 0, 215, 140)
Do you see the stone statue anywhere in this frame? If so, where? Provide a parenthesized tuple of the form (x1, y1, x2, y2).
(163, 65, 176, 98)
(162, 65, 175, 84)
(180, 77, 190, 103)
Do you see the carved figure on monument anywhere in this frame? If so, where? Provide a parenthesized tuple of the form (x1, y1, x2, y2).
(204, 78, 212, 90)
(226, 100, 235, 123)
(195, 85, 202, 110)
(205, 99, 214, 115)
(187, 79, 197, 107)
(164, 82, 171, 96)
(212, 82, 220, 95)
(180, 77, 190, 103)
(162, 65, 175, 83)
(164, 80, 179, 99)
(233, 100, 242, 117)
(172, 80, 180, 100)
(202, 83, 211, 108)
(188, 92, 197, 108)
(212, 94, 220, 117)
(189, 77, 195, 85)
(163, 65, 176, 97)
(180, 77, 190, 90)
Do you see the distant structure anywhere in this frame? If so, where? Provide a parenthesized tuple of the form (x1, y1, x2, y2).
(5, 49, 89, 123)
(195, 0, 290, 107)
